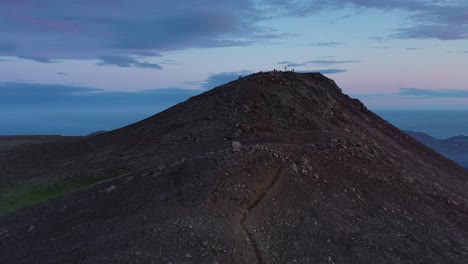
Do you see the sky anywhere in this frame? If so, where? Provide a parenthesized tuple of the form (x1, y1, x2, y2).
(1, 0, 468, 135)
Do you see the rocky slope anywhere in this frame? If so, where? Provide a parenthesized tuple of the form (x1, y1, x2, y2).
(0, 135, 66, 151)
(1, 72, 467, 264)
(405, 130, 468, 168)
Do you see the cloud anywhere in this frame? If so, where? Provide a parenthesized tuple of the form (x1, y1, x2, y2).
(18, 56, 56, 63)
(278, 61, 307, 67)
(278, 59, 358, 68)
(1, 0, 466, 66)
(97, 55, 162, 69)
(298, 69, 347, 74)
(186, 71, 252, 89)
(262, 0, 468, 40)
(0, 42, 17, 52)
(445, 50, 468, 54)
(398, 88, 468, 98)
(394, 24, 468, 40)
(357, 88, 468, 99)
(341, 0, 468, 40)
(131, 51, 163, 57)
(132, 62, 163, 69)
(56, 72, 68, 75)
(303, 42, 344, 47)
(0, 82, 100, 107)
(0, 82, 202, 108)
(314, 69, 347, 74)
(353, 87, 468, 109)
(0, 82, 202, 135)
(0, 0, 287, 62)
(307, 59, 358, 65)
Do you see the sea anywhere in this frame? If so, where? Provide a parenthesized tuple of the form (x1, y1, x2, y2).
(375, 110, 468, 140)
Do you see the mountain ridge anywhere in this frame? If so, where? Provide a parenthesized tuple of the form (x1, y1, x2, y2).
(1, 71, 467, 264)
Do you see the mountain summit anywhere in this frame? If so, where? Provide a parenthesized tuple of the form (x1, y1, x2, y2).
(1, 72, 467, 264)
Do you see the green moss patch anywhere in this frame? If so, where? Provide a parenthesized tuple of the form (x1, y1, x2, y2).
(0, 174, 106, 215)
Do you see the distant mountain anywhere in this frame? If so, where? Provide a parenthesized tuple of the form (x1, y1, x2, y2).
(1, 72, 468, 264)
(405, 130, 468, 168)
(87, 130, 108, 136)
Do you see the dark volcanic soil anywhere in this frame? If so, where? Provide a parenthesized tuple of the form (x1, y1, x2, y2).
(0, 135, 67, 151)
(1, 72, 467, 264)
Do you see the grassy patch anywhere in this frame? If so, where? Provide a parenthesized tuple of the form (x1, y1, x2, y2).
(0, 174, 106, 215)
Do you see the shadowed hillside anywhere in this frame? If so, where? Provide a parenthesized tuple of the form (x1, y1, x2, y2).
(0, 135, 67, 151)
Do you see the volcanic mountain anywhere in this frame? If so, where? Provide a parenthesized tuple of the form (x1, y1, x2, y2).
(1, 72, 467, 264)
